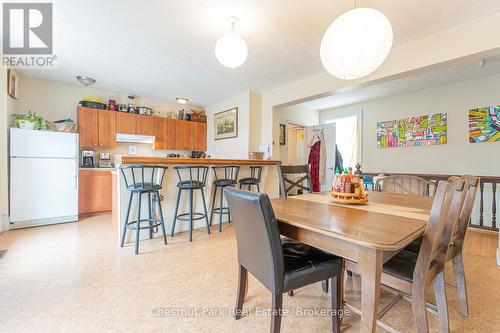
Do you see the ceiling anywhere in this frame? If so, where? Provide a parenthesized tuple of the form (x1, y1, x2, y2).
(298, 55, 500, 110)
(17, 0, 500, 106)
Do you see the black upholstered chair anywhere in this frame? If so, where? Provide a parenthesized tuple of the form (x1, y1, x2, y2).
(238, 166, 263, 192)
(209, 166, 240, 232)
(171, 166, 210, 242)
(224, 187, 343, 333)
(119, 165, 168, 255)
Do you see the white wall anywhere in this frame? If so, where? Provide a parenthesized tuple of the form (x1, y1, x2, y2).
(260, 11, 500, 156)
(205, 90, 262, 159)
(320, 74, 500, 176)
(15, 75, 181, 122)
(277, 105, 319, 163)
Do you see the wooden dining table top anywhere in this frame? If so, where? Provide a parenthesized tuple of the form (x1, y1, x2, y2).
(270, 192, 434, 251)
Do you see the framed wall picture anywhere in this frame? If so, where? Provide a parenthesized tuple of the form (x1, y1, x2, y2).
(279, 124, 286, 145)
(214, 107, 238, 140)
(7, 69, 18, 99)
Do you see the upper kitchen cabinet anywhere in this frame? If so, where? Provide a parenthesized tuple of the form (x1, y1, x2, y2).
(115, 112, 136, 134)
(154, 117, 175, 150)
(175, 120, 192, 151)
(136, 115, 155, 136)
(191, 122, 207, 151)
(98, 110, 116, 148)
(116, 113, 155, 136)
(77, 107, 99, 147)
(77, 107, 116, 148)
(153, 119, 206, 151)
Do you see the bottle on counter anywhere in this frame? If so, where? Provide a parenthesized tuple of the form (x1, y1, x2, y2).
(348, 168, 356, 193)
(333, 168, 341, 192)
(344, 170, 352, 193)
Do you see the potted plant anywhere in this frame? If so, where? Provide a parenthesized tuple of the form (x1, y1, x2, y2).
(12, 111, 48, 130)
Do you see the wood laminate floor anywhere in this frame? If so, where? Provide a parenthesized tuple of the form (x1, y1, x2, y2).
(0, 215, 498, 332)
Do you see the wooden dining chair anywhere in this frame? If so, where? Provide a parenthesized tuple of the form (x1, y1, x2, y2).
(278, 165, 312, 198)
(345, 178, 466, 333)
(225, 187, 344, 333)
(405, 174, 480, 317)
(375, 175, 434, 196)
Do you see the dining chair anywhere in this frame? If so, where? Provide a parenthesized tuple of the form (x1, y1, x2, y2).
(345, 178, 466, 333)
(405, 174, 480, 317)
(375, 175, 435, 196)
(278, 165, 312, 198)
(224, 187, 344, 333)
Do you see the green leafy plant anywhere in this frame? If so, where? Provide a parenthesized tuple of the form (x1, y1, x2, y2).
(11, 111, 48, 130)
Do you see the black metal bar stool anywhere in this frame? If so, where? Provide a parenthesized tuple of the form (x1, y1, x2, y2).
(119, 165, 168, 255)
(238, 166, 263, 192)
(209, 166, 240, 232)
(171, 166, 210, 242)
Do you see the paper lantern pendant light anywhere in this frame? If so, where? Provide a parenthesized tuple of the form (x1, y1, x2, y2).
(215, 17, 248, 69)
(320, 7, 393, 80)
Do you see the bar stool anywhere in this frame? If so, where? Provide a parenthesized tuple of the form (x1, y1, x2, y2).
(171, 166, 210, 242)
(210, 166, 240, 232)
(119, 165, 168, 255)
(238, 166, 263, 192)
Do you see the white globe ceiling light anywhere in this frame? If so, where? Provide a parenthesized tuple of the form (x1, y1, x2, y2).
(320, 7, 393, 80)
(215, 17, 248, 69)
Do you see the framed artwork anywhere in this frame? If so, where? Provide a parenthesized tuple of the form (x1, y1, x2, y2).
(214, 107, 238, 140)
(279, 124, 286, 145)
(377, 113, 447, 148)
(7, 69, 18, 99)
(469, 106, 500, 143)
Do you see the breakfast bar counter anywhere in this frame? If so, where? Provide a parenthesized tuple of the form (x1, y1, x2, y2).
(112, 157, 281, 245)
(120, 156, 281, 166)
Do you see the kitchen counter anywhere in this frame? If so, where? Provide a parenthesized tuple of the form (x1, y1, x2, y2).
(79, 167, 115, 171)
(113, 156, 281, 244)
(120, 156, 281, 166)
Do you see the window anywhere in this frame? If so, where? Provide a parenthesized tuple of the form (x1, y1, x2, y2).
(322, 110, 362, 169)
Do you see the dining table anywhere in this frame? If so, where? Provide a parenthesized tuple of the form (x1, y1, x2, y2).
(270, 191, 434, 333)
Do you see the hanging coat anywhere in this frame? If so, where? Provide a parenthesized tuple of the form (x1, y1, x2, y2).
(318, 130, 327, 184)
(308, 140, 321, 192)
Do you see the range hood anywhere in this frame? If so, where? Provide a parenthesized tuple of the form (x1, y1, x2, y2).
(116, 133, 155, 144)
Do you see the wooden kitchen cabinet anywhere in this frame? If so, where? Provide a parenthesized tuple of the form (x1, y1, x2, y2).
(78, 107, 116, 148)
(191, 122, 207, 151)
(153, 118, 206, 151)
(175, 120, 192, 151)
(136, 115, 155, 136)
(98, 110, 116, 148)
(116, 112, 136, 134)
(154, 118, 176, 150)
(77, 107, 99, 147)
(78, 170, 112, 216)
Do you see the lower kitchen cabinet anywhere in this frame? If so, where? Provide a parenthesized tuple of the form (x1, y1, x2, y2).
(78, 170, 112, 217)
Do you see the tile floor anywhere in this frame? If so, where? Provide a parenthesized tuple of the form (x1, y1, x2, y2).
(0, 215, 499, 332)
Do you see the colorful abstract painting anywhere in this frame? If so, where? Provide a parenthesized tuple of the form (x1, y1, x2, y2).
(468, 106, 500, 143)
(377, 113, 447, 149)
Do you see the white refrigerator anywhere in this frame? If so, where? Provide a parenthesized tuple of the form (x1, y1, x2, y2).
(10, 128, 79, 229)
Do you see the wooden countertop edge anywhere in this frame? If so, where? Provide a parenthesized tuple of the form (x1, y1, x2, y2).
(121, 157, 282, 166)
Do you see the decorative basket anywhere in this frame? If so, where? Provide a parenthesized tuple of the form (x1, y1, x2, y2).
(330, 191, 368, 204)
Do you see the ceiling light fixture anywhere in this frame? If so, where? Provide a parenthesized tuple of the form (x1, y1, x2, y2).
(76, 76, 96, 86)
(176, 97, 189, 105)
(215, 17, 248, 69)
(320, 1, 393, 80)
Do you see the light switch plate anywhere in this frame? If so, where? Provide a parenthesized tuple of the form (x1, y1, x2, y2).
(128, 144, 138, 155)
